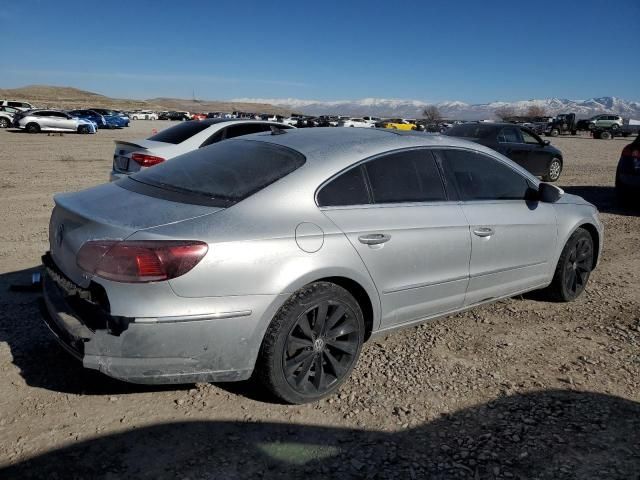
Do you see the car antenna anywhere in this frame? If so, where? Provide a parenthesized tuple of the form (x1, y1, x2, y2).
(270, 125, 287, 135)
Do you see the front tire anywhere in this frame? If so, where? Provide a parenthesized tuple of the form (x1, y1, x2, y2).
(77, 125, 89, 134)
(549, 128, 560, 137)
(542, 158, 562, 182)
(544, 228, 594, 302)
(0, 117, 9, 128)
(256, 282, 365, 404)
(600, 130, 613, 140)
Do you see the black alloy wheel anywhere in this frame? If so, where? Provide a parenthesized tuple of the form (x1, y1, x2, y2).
(545, 228, 594, 302)
(257, 282, 364, 404)
(283, 300, 360, 396)
(563, 235, 593, 298)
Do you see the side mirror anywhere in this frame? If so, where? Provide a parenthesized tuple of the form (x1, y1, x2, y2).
(539, 182, 564, 203)
(543, 140, 550, 146)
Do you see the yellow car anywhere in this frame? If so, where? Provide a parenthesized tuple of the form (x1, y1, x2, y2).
(379, 119, 417, 131)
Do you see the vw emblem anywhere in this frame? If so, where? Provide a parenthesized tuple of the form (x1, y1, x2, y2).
(55, 224, 65, 247)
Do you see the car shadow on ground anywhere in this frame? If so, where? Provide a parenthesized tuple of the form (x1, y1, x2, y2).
(0, 267, 189, 396)
(562, 185, 638, 216)
(1, 389, 638, 479)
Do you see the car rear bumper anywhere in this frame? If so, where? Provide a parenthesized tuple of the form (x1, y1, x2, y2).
(41, 256, 283, 384)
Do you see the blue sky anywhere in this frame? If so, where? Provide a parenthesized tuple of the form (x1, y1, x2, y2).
(1, 0, 638, 103)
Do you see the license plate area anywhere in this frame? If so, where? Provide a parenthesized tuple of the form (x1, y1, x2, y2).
(114, 155, 129, 171)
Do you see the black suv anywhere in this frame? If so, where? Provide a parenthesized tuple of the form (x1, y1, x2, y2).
(445, 123, 564, 182)
(616, 135, 640, 204)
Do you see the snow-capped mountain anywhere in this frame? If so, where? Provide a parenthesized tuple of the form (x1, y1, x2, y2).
(232, 96, 640, 120)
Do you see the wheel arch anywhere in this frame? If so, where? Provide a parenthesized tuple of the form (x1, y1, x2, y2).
(578, 222, 601, 268)
(314, 275, 376, 341)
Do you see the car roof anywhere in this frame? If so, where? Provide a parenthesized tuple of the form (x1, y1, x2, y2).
(238, 127, 492, 168)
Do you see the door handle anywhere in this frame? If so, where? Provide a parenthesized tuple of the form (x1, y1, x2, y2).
(358, 233, 391, 245)
(473, 227, 494, 237)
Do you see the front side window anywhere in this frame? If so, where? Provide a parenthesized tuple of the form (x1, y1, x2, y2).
(520, 129, 541, 144)
(364, 150, 446, 203)
(440, 149, 531, 201)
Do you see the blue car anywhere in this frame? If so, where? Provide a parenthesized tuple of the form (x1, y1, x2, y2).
(90, 108, 130, 128)
(68, 109, 107, 129)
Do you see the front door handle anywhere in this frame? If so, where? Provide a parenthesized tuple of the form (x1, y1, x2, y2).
(473, 227, 494, 237)
(358, 233, 391, 245)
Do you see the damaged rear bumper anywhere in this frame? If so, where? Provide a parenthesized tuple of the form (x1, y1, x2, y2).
(41, 256, 283, 384)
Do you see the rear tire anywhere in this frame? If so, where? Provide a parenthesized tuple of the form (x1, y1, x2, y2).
(542, 158, 562, 182)
(25, 122, 40, 134)
(256, 282, 365, 404)
(543, 228, 594, 302)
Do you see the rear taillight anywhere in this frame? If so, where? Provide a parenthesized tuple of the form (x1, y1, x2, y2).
(131, 153, 165, 167)
(77, 240, 208, 283)
(621, 145, 640, 158)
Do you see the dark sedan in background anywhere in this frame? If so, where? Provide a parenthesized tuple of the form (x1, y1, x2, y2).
(445, 123, 564, 181)
(616, 134, 640, 204)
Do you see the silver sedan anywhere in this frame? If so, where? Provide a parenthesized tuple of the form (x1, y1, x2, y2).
(42, 128, 603, 403)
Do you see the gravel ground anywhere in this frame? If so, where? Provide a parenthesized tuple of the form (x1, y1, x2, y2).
(0, 123, 638, 479)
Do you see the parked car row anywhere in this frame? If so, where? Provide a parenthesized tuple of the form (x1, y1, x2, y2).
(7, 108, 130, 134)
(12, 110, 98, 134)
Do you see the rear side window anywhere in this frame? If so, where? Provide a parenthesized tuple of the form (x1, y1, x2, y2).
(148, 121, 212, 144)
(128, 140, 305, 206)
(317, 167, 369, 207)
(440, 149, 531, 201)
(365, 150, 446, 203)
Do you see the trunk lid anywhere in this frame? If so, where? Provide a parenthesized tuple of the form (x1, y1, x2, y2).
(112, 139, 175, 175)
(49, 182, 222, 286)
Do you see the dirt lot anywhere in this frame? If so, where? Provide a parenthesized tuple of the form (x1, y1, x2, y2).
(0, 123, 639, 479)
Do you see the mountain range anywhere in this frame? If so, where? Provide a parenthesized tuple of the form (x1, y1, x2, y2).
(2, 85, 638, 120)
(233, 96, 640, 120)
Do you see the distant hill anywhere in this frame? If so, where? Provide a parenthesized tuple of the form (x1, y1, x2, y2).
(234, 96, 640, 120)
(146, 97, 292, 116)
(0, 85, 150, 110)
(0, 85, 294, 115)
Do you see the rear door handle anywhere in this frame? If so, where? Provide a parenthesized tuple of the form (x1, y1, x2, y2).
(358, 233, 391, 245)
(473, 227, 494, 237)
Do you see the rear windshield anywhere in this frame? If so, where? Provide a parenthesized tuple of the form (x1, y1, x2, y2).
(126, 140, 305, 206)
(445, 124, 496, 139)
(148, 121, 212, 144)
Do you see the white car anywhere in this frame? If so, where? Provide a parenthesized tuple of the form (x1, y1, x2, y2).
(0, 111, 13, 128)
(130, 110, 159, 120)
(14, 110, 97, 134)
(363, 116, 381, 125)
(110, 119, 294, 181)
(283, 116, 302, 126)
(0, 100, 36, 111)
(342, 118, 374, 128)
